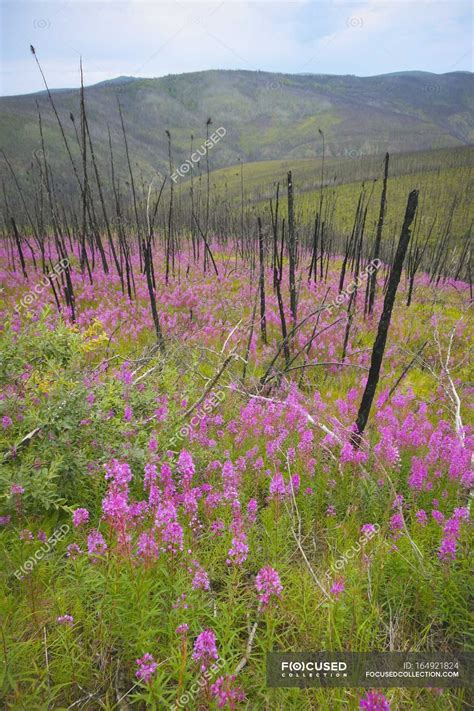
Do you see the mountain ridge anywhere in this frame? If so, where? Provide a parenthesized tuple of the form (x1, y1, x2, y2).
(1, 69, 472, 192)
(3, 69, 472, 99)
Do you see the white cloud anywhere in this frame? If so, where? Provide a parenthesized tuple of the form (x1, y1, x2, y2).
(1, 0, 471, 95)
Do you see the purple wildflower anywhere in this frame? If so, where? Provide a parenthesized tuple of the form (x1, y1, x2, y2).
(87, 529, 107, 559)
(359, 690, 390, 710)
(192, 628, 219, 671)
(72, 508, 90, 527)
(438, 536, 457, 561)
(136, 531, 159, 560)
(268, 472, 286, 501)
(389, 513, 403, 532)
(255, 566, 283, 607)
(192, 567, 210, 591)
(210, 675, 246, 708)
(361, 524, 377, 536)
(19, 529, 33, 541)
(330, 578, 345, 598)
(135, 653, 158, 683)
(415, 509, 428, 526)
(66, 543, 82, 559)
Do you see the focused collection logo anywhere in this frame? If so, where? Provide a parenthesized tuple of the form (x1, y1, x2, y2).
(280, 660, 348, 678)
(267, 652, 472, 688)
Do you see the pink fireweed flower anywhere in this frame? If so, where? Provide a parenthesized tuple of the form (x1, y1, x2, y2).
(136, 531, 159, 560)
(392, 494, 404, 509)
(102, 489, 130, 522)
(443, 517, 461, 538)
(129, 501, 148, 521)
(192, 629, 219, 671)
(87, 529, 108, 560)
(268, 472, 286, 501)
(161, 520, 184, 553)
(154, 499, 177, 528)
(205, 489, 222, 511)
(182, 488, 200, 516)
(57, 614, 74, 626)
(438, 536, 457, 561)
(176, 623, 189, 636)
(173, 593, 189, 611)
(359, 690, 391, 710)
(389, 513, 403, 532)
(135, 653, 158, 683)
(143, 463, 158, 490)
(437, 512, 466, 562)
(453, 507, 469, 521)
(123, 405, 133, 422)
(66, 543, 82, 559)
(330, 578, 345, 599)
(226, 529, 249, 565)
(192, 567, 210, 591)
(408, 457, 428, 491)
(255, 566, 283, 607)
(72, 507, 90, 527)
(177, 449, 195, 482)
(37, 530, 47, 542)
(361, 524, 377, 536)
(210, 675, 246, 709)
(415, 509, 428, 526)
(211, 519, 225, 535)
(10, 484, 24, 495)
(340, 441, 368, 464)
(247, 499, 258, 524)
(104, 460, 132, 488)
(119, 365, 133, 385)
(287, 474, 300, 494)
(19, 529, 33, 541)
(2, 416, 12, 429)
(222, 460, 239, 501)
(159, 463, 175, 496)
(0, 516, 11, 526)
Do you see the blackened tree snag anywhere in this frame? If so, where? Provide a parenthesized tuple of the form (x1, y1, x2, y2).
(351, 189, 418, 448)
(367, 152, 389, 316)
(165, 129, 174, 282)
(11, 218, 27, 279)
(287, 171, 297, 324)
(257, 217, 267, 344)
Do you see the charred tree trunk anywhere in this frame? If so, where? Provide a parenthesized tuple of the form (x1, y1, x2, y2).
(352, 190, 418, 447)
(367, 152, 389, 316)
(257, 217, 267, 344)
(287, 171, 297, 323)
(11, 218, 27, 279)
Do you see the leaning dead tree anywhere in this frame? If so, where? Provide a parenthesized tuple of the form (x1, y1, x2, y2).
(351, 189, 419, 448)
(367, 152, 389, 316)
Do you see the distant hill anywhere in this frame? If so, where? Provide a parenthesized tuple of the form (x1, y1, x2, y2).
(1, 69, 473, 192)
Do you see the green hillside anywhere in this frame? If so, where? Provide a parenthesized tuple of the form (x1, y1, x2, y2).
(1, 69, 473, 195)
(194, 146, 473, 246)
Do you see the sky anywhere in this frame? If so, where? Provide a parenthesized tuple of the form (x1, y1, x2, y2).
(0, 0, 472, 96)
